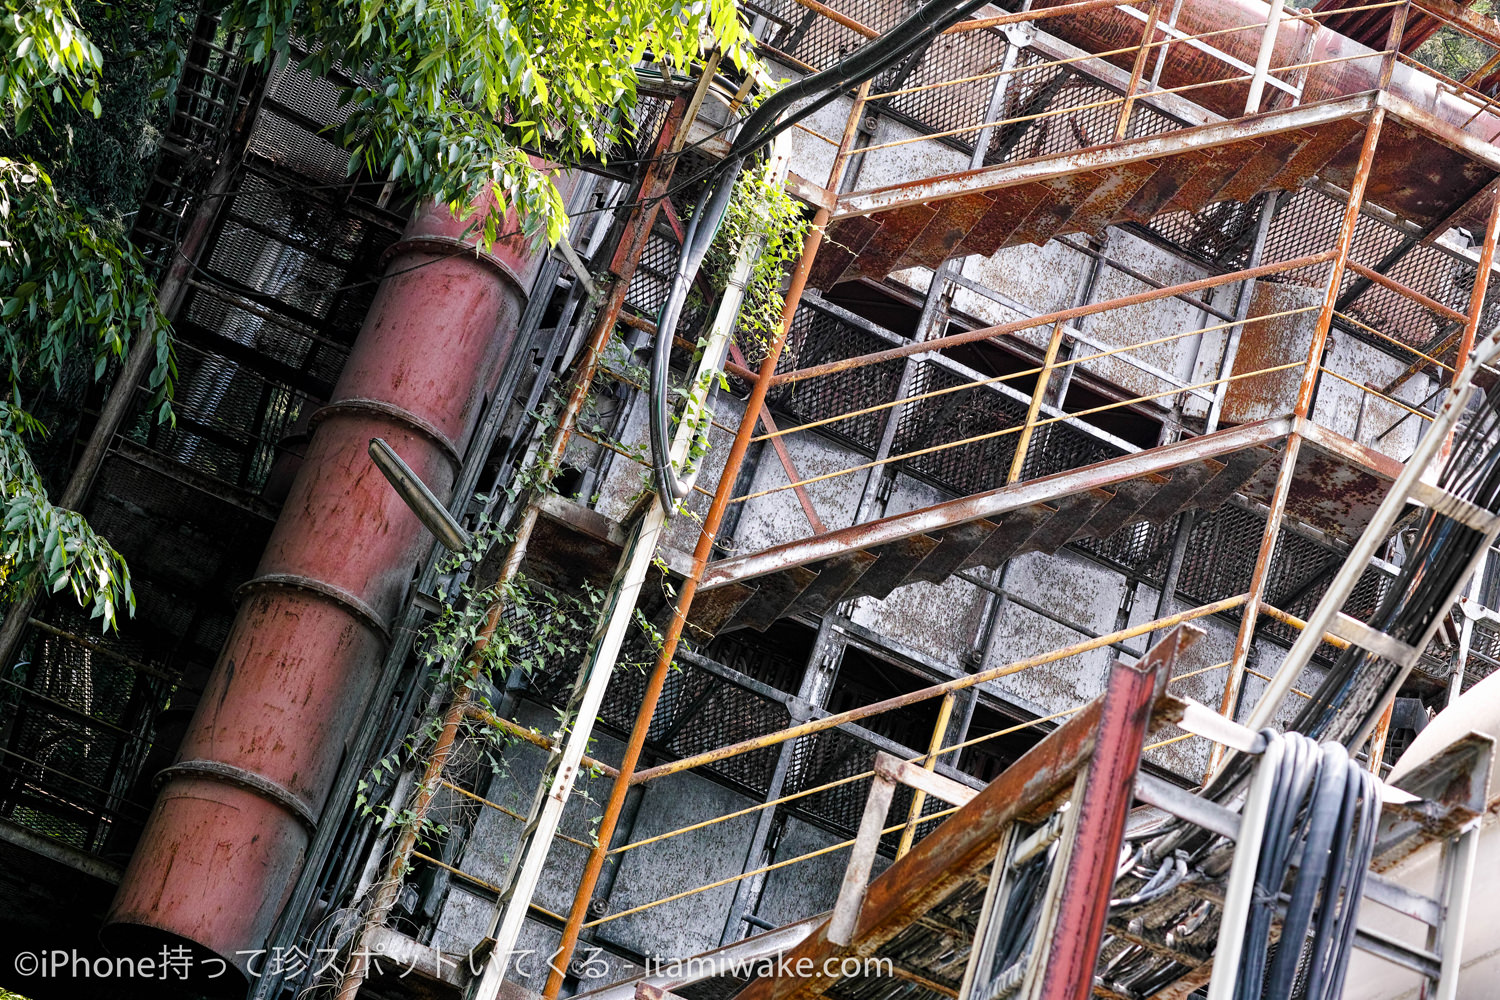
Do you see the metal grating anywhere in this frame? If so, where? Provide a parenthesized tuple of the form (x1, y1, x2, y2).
(1464, 620, 1500, 692)
(769, 304, 905, 454)
(605, 660, 791, 797)
(748, 0, 908, 73)
(0, 609, 166, 858)
(872, 30, 1013, 153)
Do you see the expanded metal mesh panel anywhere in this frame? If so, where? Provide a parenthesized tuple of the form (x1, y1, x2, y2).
(769, 305, 904, 454)
(250, 108, 354, 186)
(606, 661, 791, 796)
(987, 55, 1118, 163)
(1342, 239, 1472, 362)
(1465, 621, 1500, 692)
(625, 231, 681, 317)
(891, 361, 1126, 497)
(783, 726, 875, 835)
(749, 0, 907, 72)
(781, 727, 935, 849)
(613, 94, 673, 164)
(1020, 418, 1127, 480)
(1073, 518, 1174, 578)
(893, 362, 1022, 495)
(128, 339, 313, 491)
(872, 31, 1012, 152)
(1077, 497, 1387, 666)
(704, 630, 810, 696)
(519, 600, 791, 796)
(0, 611, 163, 855)
(1146, 197, 1267, 269)
(267, 62, 349, 129)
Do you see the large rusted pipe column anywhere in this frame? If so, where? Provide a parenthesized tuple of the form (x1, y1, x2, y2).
(105, 198, 543, 979)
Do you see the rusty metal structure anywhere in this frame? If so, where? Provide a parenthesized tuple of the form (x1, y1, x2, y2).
(11, 1, 1500, 999)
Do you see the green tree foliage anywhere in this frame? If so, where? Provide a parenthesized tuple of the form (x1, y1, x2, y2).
(1, 0, 176, 630)
(236, 0, 757, 245)
(1412, 3, 1498, 83)
(0, 0, 757, 632)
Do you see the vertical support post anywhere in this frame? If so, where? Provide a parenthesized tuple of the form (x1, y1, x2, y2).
(543, 84, 868, 999)
(1206, 193, 1279, 434)
(1243, 0, 1284, 115)
(1366, 701, 1394, 773)
(1454, 188, 1500, 377)
(1034, 627, 1193, 1000)
(1114, 0, 1161, 142)
(1433, 822, 1480, 1000)
(1211, 110, 1385, 775)
(896, 691, 956, 858)
(1009, 322, 1067, 483)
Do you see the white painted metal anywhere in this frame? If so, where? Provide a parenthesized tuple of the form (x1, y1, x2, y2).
(469, 138, 793, 1000)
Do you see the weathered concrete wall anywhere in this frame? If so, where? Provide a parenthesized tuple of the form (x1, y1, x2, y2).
(594, 770, 762, 960)
(977, 550, 1129, 719)
(1312, 333, 1431, 459)
(847, 475, 991, 669)
(856, 118, 970, 193)
(1081, 230, 1214, 409)
(754, 815, 891, 928)
(731, 430, 871, 554)
(432, 701, 642, 992)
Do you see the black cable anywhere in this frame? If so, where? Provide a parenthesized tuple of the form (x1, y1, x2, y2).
(645, 0, 1002, 511)
(1265, 741, 1347, 998)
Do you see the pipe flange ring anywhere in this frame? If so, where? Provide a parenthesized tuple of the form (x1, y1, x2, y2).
(158, 759, 318, 832)
(311, 397, 462, 470)
(380, 234, 525, 296)
(236, 573, 392, 641)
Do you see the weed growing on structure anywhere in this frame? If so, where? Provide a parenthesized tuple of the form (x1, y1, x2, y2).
(706, 154, 811, 361)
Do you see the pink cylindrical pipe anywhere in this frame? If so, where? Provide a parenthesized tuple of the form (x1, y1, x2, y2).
(105, 197, 543, 980)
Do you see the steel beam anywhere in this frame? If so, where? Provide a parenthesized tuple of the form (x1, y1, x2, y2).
(831, 94, 1377, 220)
(700, 418, 1291, 592)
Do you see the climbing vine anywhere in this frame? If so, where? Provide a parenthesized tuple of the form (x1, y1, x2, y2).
(705, 157, 811, 361)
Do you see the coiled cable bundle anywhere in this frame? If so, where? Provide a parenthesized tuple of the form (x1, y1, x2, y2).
(1209, 732, 1382, 1000)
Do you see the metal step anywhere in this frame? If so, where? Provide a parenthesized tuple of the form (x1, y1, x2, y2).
(907, 520, 999, 585)
(1021, 488, 1113, 555)
(856, 534, 943, 601)
(1120, 149, 1210, 222)
(959, 505, 1058, 571)
(849, 203, 938, 281)
(957, 184, 1052, 258)
(685, 582, 759, 635)
(1076, 473, 1169, 540)
(1065, 160, 1162, 237)
(736, 565, 821, 632)
(788, 550, 881, 617)
(905, 194, 996, 270)
(1134, 458, 1226, 524)
(1007, 173, 1101, 247)
(1188, 446, 1279, 512)
(1266, 120, 1360, 190)
(1162, 142, 1252, 214)
(1216, 132, 1309, 205)
(808, 215, 880, 288)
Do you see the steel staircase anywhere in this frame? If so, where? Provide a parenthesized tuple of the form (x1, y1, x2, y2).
(812, 99, 1368, 288)
(691, 418, 1293, 635)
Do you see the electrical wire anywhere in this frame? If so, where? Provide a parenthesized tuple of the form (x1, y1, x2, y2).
(1221, 734, 1380, 1000)
(644, 0, 1004, 512)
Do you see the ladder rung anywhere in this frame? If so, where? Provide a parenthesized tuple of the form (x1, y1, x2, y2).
(1327, 613, 1423, 668)
(1411, 480, 1500, 534)
(1364, 872, 1441, 926)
